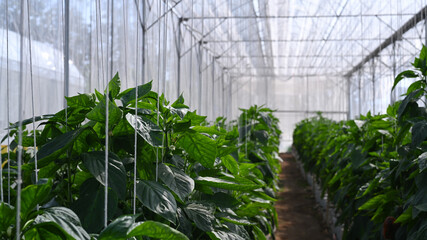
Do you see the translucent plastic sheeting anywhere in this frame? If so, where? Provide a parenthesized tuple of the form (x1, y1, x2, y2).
(1, 0, 427, 152)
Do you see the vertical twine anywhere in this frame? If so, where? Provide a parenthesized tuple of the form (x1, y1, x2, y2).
(26, 1, 39, 211)
(16, 0, 25, 237)
(132, 0, 138, 215)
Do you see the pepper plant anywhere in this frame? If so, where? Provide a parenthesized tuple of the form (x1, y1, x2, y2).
(1, 74, 281, 239)
(293, 46, 427, 240)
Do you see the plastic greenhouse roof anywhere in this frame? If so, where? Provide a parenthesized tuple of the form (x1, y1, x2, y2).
(171, 0, 426, 80)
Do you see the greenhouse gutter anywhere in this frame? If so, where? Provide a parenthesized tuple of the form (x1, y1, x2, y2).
(344, 5, 427, 78)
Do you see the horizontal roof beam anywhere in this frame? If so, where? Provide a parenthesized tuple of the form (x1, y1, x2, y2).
(185, 13, 416, 20)
(345, 5, 427, 78)
(206, 37, 421, 43)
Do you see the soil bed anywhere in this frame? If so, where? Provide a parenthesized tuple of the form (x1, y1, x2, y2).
(274, 153, 331, 240)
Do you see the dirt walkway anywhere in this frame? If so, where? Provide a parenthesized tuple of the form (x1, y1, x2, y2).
(274, 153, 331, 240)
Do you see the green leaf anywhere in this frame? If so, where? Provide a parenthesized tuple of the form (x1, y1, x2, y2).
(392, 70, 418, 91)
(182, 111, 207, 125)
(7, 114, 55, 129)
(23, 222, 71, 240)
(136, 180, 177, 224)
(254, 130, 269, 144)
(21, 179, 53, 221)
(207, 230, 245, 240)
(395, 206, 412, 224)
(86, 96, 123, 127)
(252, 225, 267, 240)
(127, 221, 188, 240)
(82, 151, 127, 199)
(159, 164, 195, 201)
(418, 152, 427, 172)
(72, 178, 118, 233)
(358, 194, 386, 211)
(65, 93, 95, 108)
(184, 202, 216, 232)
(412, 121, 427, 148)
(0, 202, 15, 233)
(119, 81, 152, 106)
(191, 126, 223, 135)
(203, 192, 240, 209)
(221, 155, 239, 175)
(177, 132, 217, 168)
(397, 89, 422, 119)
(35, 128, 87, 168)
(99, 215, 138, 240)
(126, 114, 163, 147)
(415, 203, 427, 212)
(31, 207, 90, 240)
(406, 80, 424, 94)
(106, 73, 121, 99)
(217, 212, 254, 226)
(195, 176, 261, 191)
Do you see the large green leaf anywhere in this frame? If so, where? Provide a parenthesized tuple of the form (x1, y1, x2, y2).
(86, 96, 123, 127)
(99, 215, 138, 240)
(418, 152, 427, 173)
(159, 164, 194, 201)
(23, 222, 71, 240)
(0, 202, 15, 233)
(195, 176, 261, 191)
(207, 230, 245, 240)
(106, 73, 121, 99)
(177, 132, 217, 168)
(30, 207, 90, 240)
(82, 151, 127, 199)
(397, 89, 422, 119)
(65, 93, 95, 108)
(125, 113, 163, 147)
(35, 128, 87, 168)
(7, 114, 54, 129)
(119, 81, 152, 106)
(221, 154, 239, 175)
(412, 121, 427, 148)
(392, 70, 418, 91)
(252, 225, 267, 240)
(21, 179, 53, 221)
(127, 221, 188, 240)
(183, 202, 216, 232)
(72, 178, 118, 233)
(136, 180, 177, 224)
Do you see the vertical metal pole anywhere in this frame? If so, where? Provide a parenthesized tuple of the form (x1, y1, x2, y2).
(198, 42, 202, 114)
(142, 0, 146, 84)
(64, 0, 70, 105)
(212, 59, 215, 118)
(110, 0, 114, 78)
(177, 19, 182, 98)
(358, 71, 362, 116)
(372, 59, 376, 114)
(347, 77, 351, 120)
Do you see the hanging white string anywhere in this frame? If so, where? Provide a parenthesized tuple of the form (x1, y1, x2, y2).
(132, 0, 138, 215)
(105, 1, 110, 228)
(16, 0, 26, 237)
(155, 0, 162, 182)
(189, 0, 194, 108)
(6, 0, 11, 205)
(26, 0, 38, 206)
(95, 0, 108, 228)
(161, 0, 168, 160)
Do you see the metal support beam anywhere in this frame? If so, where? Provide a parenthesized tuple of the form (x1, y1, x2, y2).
(345, 5, 427, 78)
(275, 110, 348, 114)
(184, 13, 415, 20)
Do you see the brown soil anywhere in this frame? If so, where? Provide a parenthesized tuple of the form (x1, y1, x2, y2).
(274, 153, 331, 240)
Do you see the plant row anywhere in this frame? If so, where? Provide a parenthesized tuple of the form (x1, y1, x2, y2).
(1, 74, 282, 239)
(293, 47, 427, 240)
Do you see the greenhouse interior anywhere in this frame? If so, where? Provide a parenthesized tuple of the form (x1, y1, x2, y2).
(1, 0, 427, 239)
